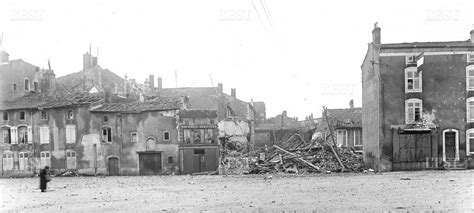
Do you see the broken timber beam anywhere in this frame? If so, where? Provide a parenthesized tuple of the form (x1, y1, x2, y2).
(323, 106, 346, 171)
(273, 145, 321, 171)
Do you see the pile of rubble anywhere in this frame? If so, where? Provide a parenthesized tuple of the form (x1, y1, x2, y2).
(247, 133, 365, 174)
(55, 170, 81, 177)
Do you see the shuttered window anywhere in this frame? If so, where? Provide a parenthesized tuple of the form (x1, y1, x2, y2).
(40, 126, 50, 144)
(405, 99, 422, 124)
(66, 125, 76, 144)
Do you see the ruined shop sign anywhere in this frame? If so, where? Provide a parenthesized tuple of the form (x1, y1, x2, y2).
(180, 125, 218, 129)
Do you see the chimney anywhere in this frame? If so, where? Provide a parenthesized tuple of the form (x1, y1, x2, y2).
(149, 74, 155, 88)
(0, 51, 9, 63)
(158, 77, 162, 89)
(372, 22, 381, 45)
(471, 26, 474, 43)
(104, 87, 111, 103)
(231, 88, 236, 98)
(217, 83, 223, 93)
(349, 99, 354, 109)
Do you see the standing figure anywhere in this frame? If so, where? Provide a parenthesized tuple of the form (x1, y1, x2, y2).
(39, 166, 51, 192)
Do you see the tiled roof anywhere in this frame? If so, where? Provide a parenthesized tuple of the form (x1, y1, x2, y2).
(0, 93, 50, 110)
(157, 87, 219, 110)
(326, 107, 362, 128)
(0, 92, 103, 110)
(179, 110, 218, 118)
(90, 96, 183, 113)
(56, 66, 126, 95)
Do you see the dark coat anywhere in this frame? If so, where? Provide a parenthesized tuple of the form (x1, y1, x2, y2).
(39, 169, 50, 190)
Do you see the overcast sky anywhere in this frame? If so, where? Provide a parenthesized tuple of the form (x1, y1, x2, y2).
(1, 0, 473, 119)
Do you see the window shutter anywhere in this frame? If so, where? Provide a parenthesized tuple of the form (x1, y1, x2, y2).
(27, 126, 33, 144)
(66, 126, 71, 143)
(45, 127, 50, 144)
(10, 127, 18, 144)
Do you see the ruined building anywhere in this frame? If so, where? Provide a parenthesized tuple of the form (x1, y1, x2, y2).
(361, 23, 474, 171)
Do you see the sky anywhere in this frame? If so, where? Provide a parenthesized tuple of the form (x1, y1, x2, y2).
(1, 0, 473, 119)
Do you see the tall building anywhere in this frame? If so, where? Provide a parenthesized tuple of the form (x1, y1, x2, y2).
(361, 23, 474, 171)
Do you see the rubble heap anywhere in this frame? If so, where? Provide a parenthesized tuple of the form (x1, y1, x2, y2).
(247, 133, 365, 174)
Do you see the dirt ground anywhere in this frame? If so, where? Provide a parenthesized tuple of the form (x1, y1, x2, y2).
(1, 170, 473, 212)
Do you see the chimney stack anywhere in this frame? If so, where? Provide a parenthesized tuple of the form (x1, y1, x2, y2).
(471, 25, 474, 43)
(217, 83, 223, 93)
(158, 77, 162, 89)
(349, 99, 354, 109)
(149, 74, 155, 88)
(372, 22, 381, 45)
(231, 88, 236, 98)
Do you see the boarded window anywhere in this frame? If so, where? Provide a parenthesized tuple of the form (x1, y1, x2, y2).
(66, 125, 76, 144)
(40, 126, 50, 144)
(336, 130, 347, 147)
(2, 152, 13, 170)
(102, 127, 112, 143)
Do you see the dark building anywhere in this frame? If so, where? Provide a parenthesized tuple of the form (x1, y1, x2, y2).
(361, 23, 474, 171)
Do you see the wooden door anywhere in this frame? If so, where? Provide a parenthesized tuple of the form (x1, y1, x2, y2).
(139, 153, 162, 175)
(108, 157, 119, 176)
(445, 132, 456, 159)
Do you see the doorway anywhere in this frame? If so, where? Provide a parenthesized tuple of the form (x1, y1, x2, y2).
(442, 129, 459, 161)
(139, 152, 162, 175)
(108, 157, 119, 176)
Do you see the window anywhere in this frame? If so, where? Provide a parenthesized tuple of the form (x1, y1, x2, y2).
(18, 126, 31, 144)
(103, 115, 109, 123)
(2, 112, 8, 121)
(336, 130, 347, 147)
(40, 126, 50, 144)
(19, 111, 26, 121)
(33, 82, 38, 92)
(1, 127, 11, 144)
(102, 127, 112, 143)
(406, 55, 416, 65)
(405, 99, 423, 124)
(40, 111, 48, 120)
(468, 53, 474, 63)
(24, 78, 29, 91)
(12, 83, 17, 91)
(40, 151, 51, 167)
(354, 129, 362, 146)
(168, 156, 173, 164)
(131, 132, 138, 143)
(163, 131, 170, 141)
(66, 109, 74, 120)
(466, 65, 474, 91)
(405, 67, 422, 92)
(65, 125, 76, 144)
(467, 129, 474, 155)
(66, 150, 77, 169)
(2, 151, 13, 171)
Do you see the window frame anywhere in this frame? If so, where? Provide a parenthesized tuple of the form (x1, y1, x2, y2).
(24, 78, 29, 91)
(19, 111, 26, 121)
(65, 124, 76, 144)
(336, 129, 348, 147)
(101, 126, 112, 143)
(131, 132, 138, 143)
(40, 111, 48, 121)
(405, 98, 423, 124)
(466, 129, 474, 156)
(103, 115, 109, 123)
(406, 55, 417, 65)
(40, 125, 50, 144)
(354, 129, 362, 146)
(468, 53, 474, 63)
(33, 81, 39, 92)
(167, 156, 173, 164)
(467, 97, 474, 122)
(2, 112, 8, 121)
(405, 67, 422, 93)
(66, 109, 74, 120)
(163, 131, 171, 141)
(466, 65, 474, 91)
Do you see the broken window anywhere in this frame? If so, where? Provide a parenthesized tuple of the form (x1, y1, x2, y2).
(65, 125, 76, 144)
(193, 130, 202, 143)
(1, 127, 11, 144)
(163, 131, 170, 141)
(131, 132, 138, 143)
(102, 127, 112, 143)
(66, 109, 74, 120)
(336, 130, 347, 147)
(205, 129, 215, 144)
(19, 111, 26, 121)
(18, 126, 28, 144)
(405, 99, 422, 124)
(467, 67, 474, 90)
(184, 129, 192, 144)
(2, 112, 8, 121)
(405, 67, 422, 92)
(41, 111, 48, 120)
(33, 81, 38, 92)
(40, 126, 50, 144)
(24, 78, 29, 91)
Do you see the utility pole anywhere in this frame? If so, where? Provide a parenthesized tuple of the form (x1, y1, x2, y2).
(323, 106, 345, 171)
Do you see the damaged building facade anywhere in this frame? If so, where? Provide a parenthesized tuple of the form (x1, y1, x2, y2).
(361, 23, 474, 171)
(0, 47, 263, 176)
